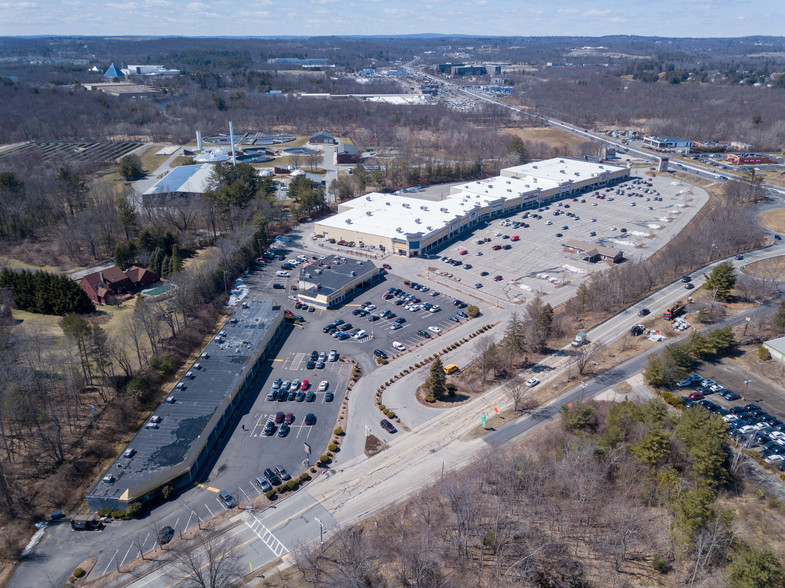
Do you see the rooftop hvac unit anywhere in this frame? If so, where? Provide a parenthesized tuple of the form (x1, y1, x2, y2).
(533, 165, 538, 168)
(385, 201, 391, 205)
(415, 218, 421, 224)
(599, 165, 605, 169)
(426, 226, 432, 230)
(366, 211, 373, 216)
(560, 169, 566, 174)
(345, 218, 352, 224)
(402, 203, 410, 208)
(507, 189, 512, 192)
(396, 227, 403, 233)
(366, 196, 372, 200)
(559, 159, 565, 163)
(315, 268, 323, 274)
(440, 207, 448, 213)
(506, 180, 511, 184)
(305, 273, 311, 278)
(420, 205, 428, 210)
(574, 172, 580, 176)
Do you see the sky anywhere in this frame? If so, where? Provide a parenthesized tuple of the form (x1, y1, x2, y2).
(1, 0, 783, 38)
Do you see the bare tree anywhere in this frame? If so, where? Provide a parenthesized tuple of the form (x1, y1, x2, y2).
(167, 529, 243, 588)
(505, 376, 535, 413)
(572, 340, 606, 376)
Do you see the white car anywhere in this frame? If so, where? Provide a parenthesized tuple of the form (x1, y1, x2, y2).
(318, 380, 329, 391)
(392, 341, 406, 351)
(276, 270, 289, 277)
(526, 378, 540, 388)
(545, 220, 553, 225)
(428, 326, 442, 334)
(429, 305, 440, 313)
(764, 454, 785, 464)
(365, 304, 376, 311)
(353, 330, 367, 339)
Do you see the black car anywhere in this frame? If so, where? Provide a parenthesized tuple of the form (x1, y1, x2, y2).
(374, 349, 389, 359)
(219, 490, 237, 508)
(158, 526, 175, 545)
(305, 413, 317, 425)
(417, 330, 431, 338)
(273, 283, 285, 289)
(324, 392, 334, 402)
(316, 361, 325, 369)
(681, 276, 692, 283)
(263, 421, 275, 436)
(287, 389, 296, 401)
(264, 467, 282, 486)
(306, 360, 316, 369)
(394, 317, 406, 324)
(638, 308, 650, 317)
(278, 423, 290, 437)
(380, 419, 397, 434)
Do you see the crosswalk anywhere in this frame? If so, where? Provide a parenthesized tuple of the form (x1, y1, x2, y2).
(245, 513, 289, 557)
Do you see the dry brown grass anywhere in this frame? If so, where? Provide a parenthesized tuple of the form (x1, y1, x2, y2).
(744, 255, 785, 282)
(758, 208, 785, 234)
(500, 126, 594, 151)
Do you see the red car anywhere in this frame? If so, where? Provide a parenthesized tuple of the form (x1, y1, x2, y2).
(492, 244, 502, 250)
(511, 235, 520, 241)
(275, 411, 285, 424)
(382, 263, 392, 270)
(689, 391, 704, 401)
(300, 379, 309, 390)
(494, 275, 503, 281)
(459, 249, 468, 255)
(284, 413, 294, 424)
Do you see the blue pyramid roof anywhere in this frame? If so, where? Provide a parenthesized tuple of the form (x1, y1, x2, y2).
(104, 63, 124, 78)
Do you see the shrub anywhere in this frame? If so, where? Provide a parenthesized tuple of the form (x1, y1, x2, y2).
(149, 352, 175, 376)
(300, 472, 310, 481)
(652, 555, 668, 574)
(328, 443, 338, 452)
(265, 489, 276, 499)
(111, 509, 128, 519)
(379, 358, 388, 365)
(333, 427, 344, 436)
(387, 411, 396, 419)
(319, 454, 329, 464)
(311, 467, 317, 473)
(98, 508, 112, 517)
(161, 485, 174, 500)
(73, 567, 85, 578)
(127, 502, 142, 518)
(759, 346, 771, 361)
(379, 404, 386, 412)
(287, 480, 298, 490)
(425, 395, 436, 403)
(661, 391, 682, 408)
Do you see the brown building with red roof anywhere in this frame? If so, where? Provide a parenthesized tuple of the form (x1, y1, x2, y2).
(80, 265, 159, 305)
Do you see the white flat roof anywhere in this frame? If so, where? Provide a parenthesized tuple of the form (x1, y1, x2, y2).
(144, 164, 214, 195)
(317, 158, 628, 243)
(502, 158, 627, 183)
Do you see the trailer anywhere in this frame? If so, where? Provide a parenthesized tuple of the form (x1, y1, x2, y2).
(71, 513, 99, 530)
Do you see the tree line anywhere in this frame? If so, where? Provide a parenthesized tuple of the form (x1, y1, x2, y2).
(0, 268, 94, 315)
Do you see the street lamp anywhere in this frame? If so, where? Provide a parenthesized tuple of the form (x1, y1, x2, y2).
(440, 457, 445, 480)
(580, 381, 586, 403)
(315, 517, 324, 545)
(743, 379, 752, 401)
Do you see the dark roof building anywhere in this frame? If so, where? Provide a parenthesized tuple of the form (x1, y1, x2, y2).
(125, 266, 160, 289)
(564, 239, 623, 264)
(80, 266, 134, 305)
(336, 143, 361, 164)
(87, 299, 285, 512)
(309, 131, 335, 145)
(297, 254, 382, 309)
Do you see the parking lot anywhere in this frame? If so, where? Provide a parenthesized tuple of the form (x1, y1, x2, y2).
(313, 275, 474, 357)
(676, 361, 785, 468)
(388, 174, 707, 306)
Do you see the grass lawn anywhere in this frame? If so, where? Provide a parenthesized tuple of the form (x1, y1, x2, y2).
(0, 256, 61, 272)
(138, 144, 169, 173)
(500, 126, 595, 152)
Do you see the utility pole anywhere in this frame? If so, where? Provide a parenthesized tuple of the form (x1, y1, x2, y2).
(315, 517, 324, 544)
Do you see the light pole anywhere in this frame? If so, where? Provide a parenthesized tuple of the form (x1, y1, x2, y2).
(440, 457, 445, 480)
(743, 379, 752, 402)
(580, 381, 586, 403)
(315, 517, 324, 544)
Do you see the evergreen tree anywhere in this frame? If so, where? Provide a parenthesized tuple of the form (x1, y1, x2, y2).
(427, 357, 448, 399)
(118, 155, 144, 181)
(170, 245, 183, 273)
(704, 261, 737, 301)
(161, 255, 172, 278)
(727, 548, 785, 588)
(148, 247, 163, 277)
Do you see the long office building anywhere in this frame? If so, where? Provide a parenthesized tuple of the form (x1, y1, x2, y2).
(315, 157, 629, 257)
(87, 299, 285, 512)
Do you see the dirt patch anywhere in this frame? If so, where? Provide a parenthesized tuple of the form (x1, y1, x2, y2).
(500, 126, 594, 151)
(364, 434, 385, 457)
(758, 208, 785, 235)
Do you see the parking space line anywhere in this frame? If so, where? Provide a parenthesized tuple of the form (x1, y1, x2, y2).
(119, 541, 134, 567)
(102, 549, 119, 575)
(239, 486, 252, 501)
(204, 504, 215, 517)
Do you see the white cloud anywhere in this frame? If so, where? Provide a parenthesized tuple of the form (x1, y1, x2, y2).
(582, 9, 612, 17)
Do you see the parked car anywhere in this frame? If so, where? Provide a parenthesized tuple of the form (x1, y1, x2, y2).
(158, 526, 175, 545)
(392, 341, 406, 351)
(305, 413, 316, 425)
(526, 378, 540, 387)
(381, 419, 397, 434)
(219, 490, 237, 508)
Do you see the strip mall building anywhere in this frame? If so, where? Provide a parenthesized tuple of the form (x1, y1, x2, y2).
(315, 158, 629, 257)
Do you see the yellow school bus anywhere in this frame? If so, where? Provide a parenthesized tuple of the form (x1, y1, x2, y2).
(443, 364, 459, 374)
